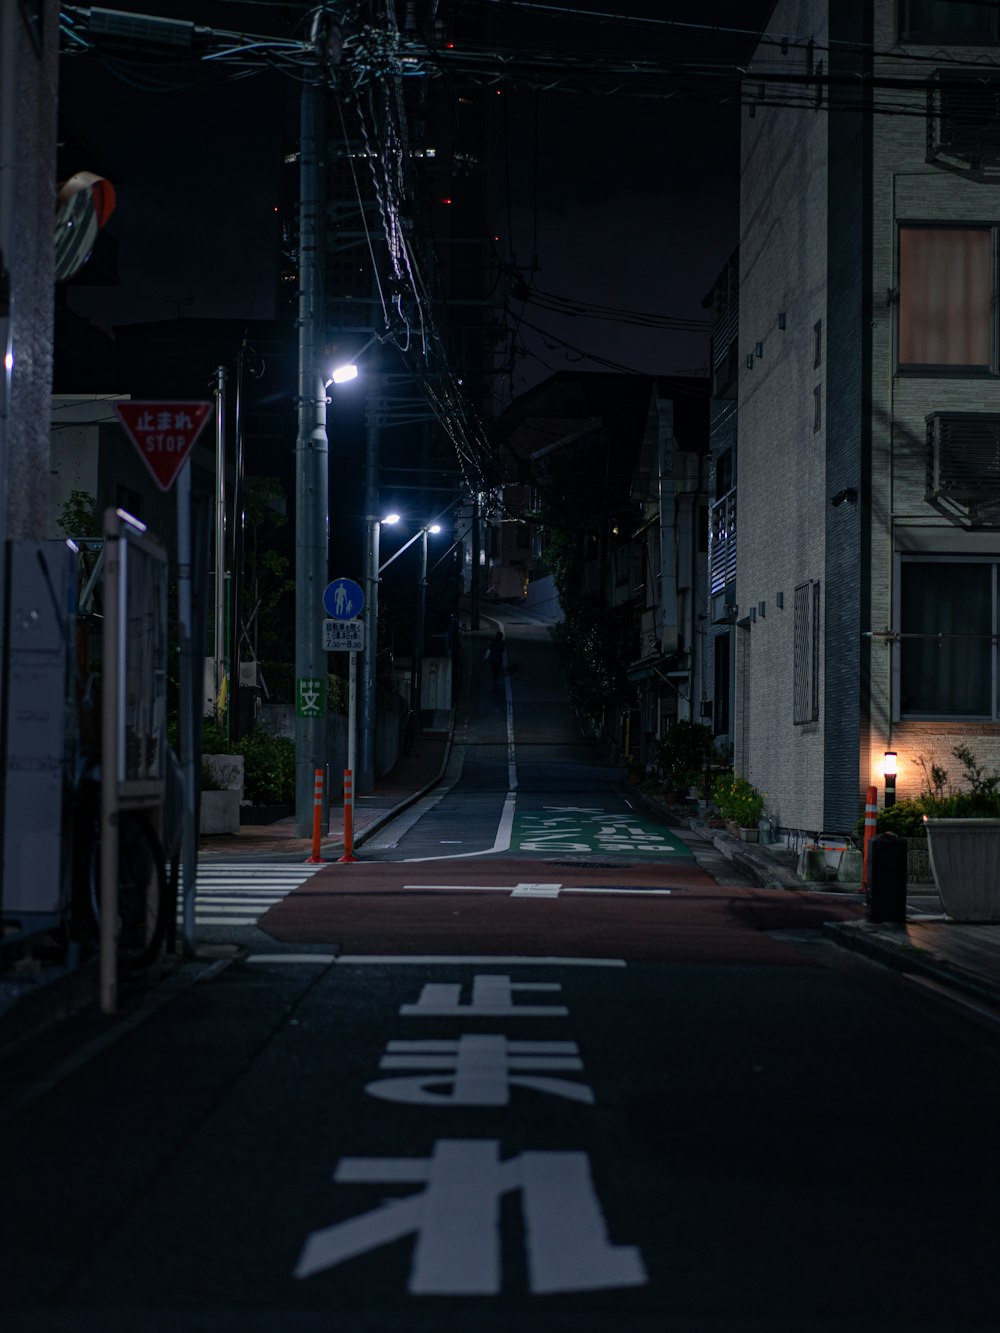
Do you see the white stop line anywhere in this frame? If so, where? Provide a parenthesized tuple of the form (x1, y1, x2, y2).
(402, 882, 673, 898)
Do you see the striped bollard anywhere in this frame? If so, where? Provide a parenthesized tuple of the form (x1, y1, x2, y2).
(861, 784, 878, 893)
(339, 768, 356, 863)
(306, 767, 325, 864)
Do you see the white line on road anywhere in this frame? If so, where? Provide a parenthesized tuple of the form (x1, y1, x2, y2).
(404, 788, 517, 863)
(246, 954, 338, 965)
(401, 882, 673, 898)
(335, 955, 627, 967)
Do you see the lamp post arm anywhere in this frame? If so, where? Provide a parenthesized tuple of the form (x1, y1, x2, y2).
(377, 527, 423, 574)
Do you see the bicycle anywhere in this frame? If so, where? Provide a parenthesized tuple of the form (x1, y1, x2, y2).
(71, 762, 172, 971)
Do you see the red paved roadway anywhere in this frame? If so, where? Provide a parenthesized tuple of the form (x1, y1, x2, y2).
(259, 856, 865, 963)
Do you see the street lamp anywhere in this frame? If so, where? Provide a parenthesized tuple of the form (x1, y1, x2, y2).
(883, 750, 897, 809)
(376, 520, 443, 722)
(414, 523, 440, 719)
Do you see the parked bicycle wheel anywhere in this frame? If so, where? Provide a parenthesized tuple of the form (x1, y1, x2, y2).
(87, 810, 169, 970)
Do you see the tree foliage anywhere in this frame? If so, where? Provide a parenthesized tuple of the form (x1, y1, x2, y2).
(242, 476, 294, 663)
(546, 523, 634, 722)
(56, 489, 100, 538)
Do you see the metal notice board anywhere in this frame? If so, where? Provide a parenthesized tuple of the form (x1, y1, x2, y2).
(108, 511, 168, 797)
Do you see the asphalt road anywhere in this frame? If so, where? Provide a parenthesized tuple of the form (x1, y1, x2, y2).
(3, 619, 1000, 1330)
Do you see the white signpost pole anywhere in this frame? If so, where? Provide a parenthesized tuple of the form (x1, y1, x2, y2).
(348, 646, 357, 778)
(340, 642, 359, 862)
(322, 583, 365, 863)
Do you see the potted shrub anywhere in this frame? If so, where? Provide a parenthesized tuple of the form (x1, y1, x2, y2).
(200, 756, 243, 835)
(711, 772, 765, 840)
(920, 746, 1000, 921)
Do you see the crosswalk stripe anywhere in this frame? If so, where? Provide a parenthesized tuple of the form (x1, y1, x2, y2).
(175, 861, 321, 928)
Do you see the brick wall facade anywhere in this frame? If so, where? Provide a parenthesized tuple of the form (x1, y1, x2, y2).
(738, 0, 1000, 833)
(737, 0, 831, 832)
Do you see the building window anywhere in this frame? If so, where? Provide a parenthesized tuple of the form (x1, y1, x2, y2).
(793, 580, 820, 724)
(715, 448, 733, 499)
(898, 225, 994, 372)
(713, 630, 731, 737)
(899, 1, 998, 44)
(897, 558, 996, 718)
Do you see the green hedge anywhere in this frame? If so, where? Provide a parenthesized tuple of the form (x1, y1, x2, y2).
(234, 729, 295, 805)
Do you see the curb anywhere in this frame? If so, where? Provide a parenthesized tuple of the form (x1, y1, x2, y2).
(632, 791, 813, 892)
(353, 728, 454, 849)
(821, 919, 1000, 1009)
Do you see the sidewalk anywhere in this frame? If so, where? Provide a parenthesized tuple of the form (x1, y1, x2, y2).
(197, 715, 453, 863)
(658, 799, 1000, 1013)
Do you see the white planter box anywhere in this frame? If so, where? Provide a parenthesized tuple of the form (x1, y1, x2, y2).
(925, 819, 1000, 922)
(201, 788, 240, 835)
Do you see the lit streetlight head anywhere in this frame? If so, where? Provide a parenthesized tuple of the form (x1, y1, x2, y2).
(382, 512, 401, 526)
(330, 363, 358, 384)
(428, 523, 442, 535)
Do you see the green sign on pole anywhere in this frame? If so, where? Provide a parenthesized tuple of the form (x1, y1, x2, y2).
(296, 676, 326, 719)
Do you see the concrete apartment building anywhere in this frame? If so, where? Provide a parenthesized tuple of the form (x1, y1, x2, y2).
(736, 0, 1000, 835)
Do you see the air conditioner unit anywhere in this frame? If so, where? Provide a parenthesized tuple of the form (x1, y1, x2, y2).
(929, 72, 1000, 171)
(927, 412, 1000, 525)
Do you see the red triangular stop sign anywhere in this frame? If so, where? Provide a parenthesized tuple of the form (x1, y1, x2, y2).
(115, 400, 213, 491)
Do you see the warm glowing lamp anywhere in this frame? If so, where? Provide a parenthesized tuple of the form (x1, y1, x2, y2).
(883, 751, 897, 809)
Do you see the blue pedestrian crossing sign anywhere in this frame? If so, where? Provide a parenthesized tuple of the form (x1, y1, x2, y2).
(323, 577, 364, 620)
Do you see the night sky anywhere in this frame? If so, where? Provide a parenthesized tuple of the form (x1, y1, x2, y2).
(58, 1, 775, 396)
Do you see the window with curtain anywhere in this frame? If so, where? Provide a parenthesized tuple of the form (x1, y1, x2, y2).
(898, 226, 993, 372)
(899, 560, 994, 717)
(899, 0, 998, 43)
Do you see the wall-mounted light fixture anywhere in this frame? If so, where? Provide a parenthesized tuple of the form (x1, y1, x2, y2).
(755, 341, 764, 359)
(746, 353, 754, 370)
(778, 312, 786, 330)
(883, 751, 897, 809)
(830, 487, 858, 507)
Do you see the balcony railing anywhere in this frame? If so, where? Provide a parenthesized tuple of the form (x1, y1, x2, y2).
(709, 490, 736, 595)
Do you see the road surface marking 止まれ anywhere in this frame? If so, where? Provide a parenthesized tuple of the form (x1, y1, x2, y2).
(295, 973, 647, 1295)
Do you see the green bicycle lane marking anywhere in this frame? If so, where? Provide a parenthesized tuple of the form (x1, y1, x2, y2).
(513, 805, 693, 858)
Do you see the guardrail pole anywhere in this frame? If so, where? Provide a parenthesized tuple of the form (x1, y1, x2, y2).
(861, 784, 878, 893)
(307, 766, 324, 864)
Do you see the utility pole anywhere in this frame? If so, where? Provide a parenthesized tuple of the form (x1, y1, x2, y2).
(213, 365, 227, 712)
(359, 382, 381, 794)
(293, 69, 330, 837)
(230, 334, 247, 741)
(412, 525, 428, 721)
(470, 492, 480, 631)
